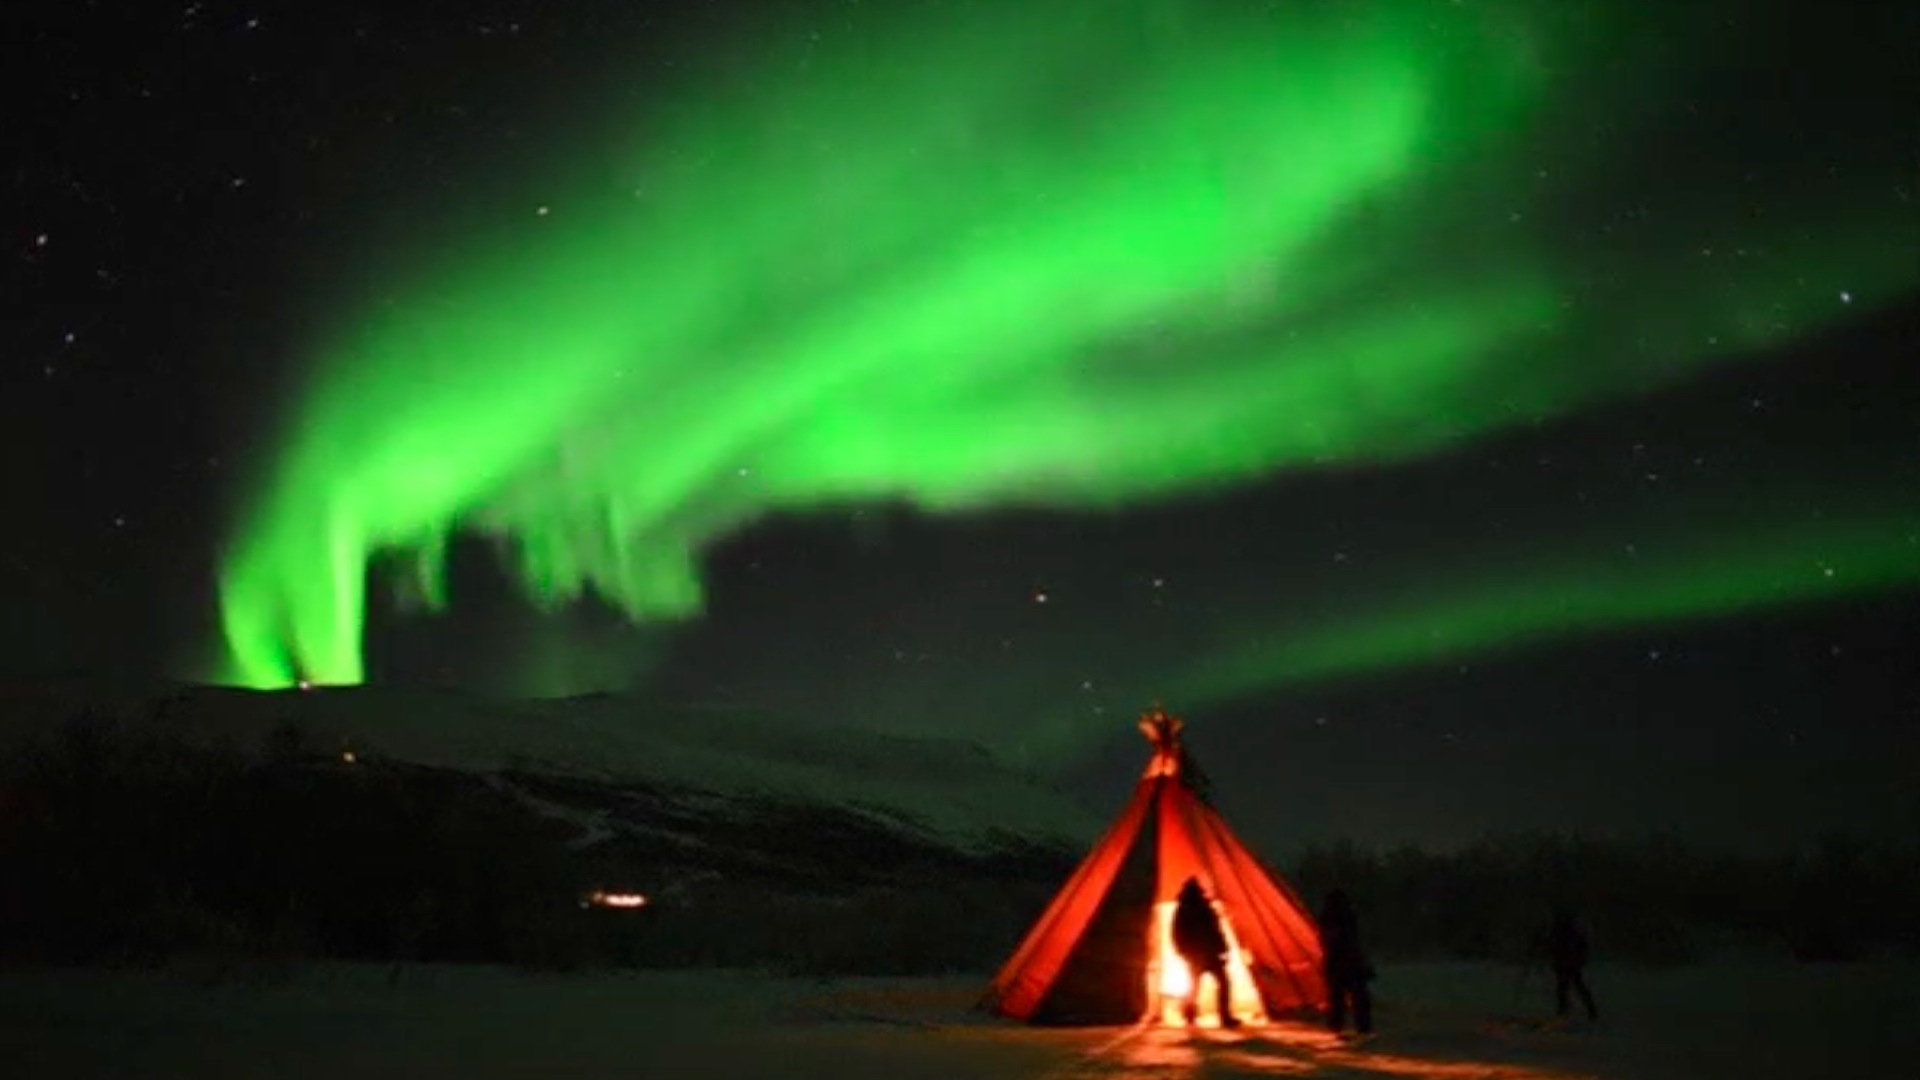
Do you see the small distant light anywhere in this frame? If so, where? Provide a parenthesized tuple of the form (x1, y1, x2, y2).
(341, 750, 357, 764)
(1840, 290, 1852, 304)
(297, 679, 313, 691)
(1032, 589, 1050, 604)
(586, 890, 648, 910)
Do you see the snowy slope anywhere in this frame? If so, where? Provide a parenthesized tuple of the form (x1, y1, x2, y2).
(0, 679, 1101, 852)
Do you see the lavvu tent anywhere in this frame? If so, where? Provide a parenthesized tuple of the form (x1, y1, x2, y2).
(982, 705, 1327, 1026)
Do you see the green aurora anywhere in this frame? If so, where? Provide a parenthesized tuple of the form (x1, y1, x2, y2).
(1177, 505, 1920, 707)
(217, 0, 1918, 692)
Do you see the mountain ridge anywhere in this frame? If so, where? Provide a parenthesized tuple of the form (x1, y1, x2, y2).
(0, 677, 1101, 854)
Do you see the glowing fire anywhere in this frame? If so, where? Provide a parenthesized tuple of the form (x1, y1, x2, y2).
(584, 890, 648, 909)
(1148, 899, 1267, 1028)
(1160, 952, 1194, 998)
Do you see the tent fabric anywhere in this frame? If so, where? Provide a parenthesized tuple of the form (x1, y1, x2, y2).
(982, 706, 1327, 1025)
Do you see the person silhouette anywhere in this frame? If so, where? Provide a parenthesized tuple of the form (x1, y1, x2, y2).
(1318, 889, 1374, 1035)
(1171, 878, 1238, 1027)
(1545, 907, 1599, 1020)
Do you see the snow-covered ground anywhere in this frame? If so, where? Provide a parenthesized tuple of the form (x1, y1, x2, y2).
(3, 961, 1913, 1079)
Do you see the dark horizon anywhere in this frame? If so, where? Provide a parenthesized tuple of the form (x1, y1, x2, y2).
(5, 666, 1913, 859)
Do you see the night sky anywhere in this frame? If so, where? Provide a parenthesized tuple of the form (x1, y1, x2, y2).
(6, 0, 1916, 853)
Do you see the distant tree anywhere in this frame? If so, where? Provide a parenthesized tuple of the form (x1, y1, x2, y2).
(262, 720, 308, 764)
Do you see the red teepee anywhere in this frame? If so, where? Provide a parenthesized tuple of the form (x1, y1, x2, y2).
(982, 705, 1327, 1026)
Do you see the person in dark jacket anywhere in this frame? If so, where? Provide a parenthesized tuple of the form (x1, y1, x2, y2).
(1545, 907, 1599, 1020)
(1171, 878, 1239, 1027)
(1318, 888, 1373, 1035)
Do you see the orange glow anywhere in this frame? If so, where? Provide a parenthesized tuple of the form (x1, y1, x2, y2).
(981, 704, 1329, 1025)
(1212, 1043, 1585, 1080)
(1147, 899, 1267, 1028)
(1139, 705, 1185, 778)
(1096, 1025, 1591, 1080)
(1160, 951, 1194, 999)
(585, 890, 648, 909)
(1321, 1051, 1585, 1079)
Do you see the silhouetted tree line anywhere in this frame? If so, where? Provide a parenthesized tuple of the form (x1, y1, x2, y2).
(0, 713, 581, 974)
(1289, 831, 1920, 966)
(0, 711, 1076, 978)
(12, 711, 1906, 979)
(620, 875, 1063, 977)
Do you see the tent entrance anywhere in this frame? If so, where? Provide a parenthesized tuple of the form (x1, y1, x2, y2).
(1147, 899, 1270, 1027)
(980, 705, 1327, 1025)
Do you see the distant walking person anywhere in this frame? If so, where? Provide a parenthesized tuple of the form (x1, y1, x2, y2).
(1171, 878, 1239, 1027)
(1546, 908, 1599, 1020)
(1318, 889, 1374, 1036)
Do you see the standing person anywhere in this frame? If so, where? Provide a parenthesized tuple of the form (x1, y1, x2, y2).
(1318, 888, 1374, 1036)
(1546, 908, 1599, 1020)
(1171, 878, 1239, 1027)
